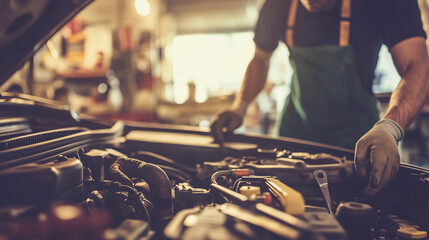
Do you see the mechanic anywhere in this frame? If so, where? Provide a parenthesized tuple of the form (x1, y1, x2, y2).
(210, 0, 429, 195)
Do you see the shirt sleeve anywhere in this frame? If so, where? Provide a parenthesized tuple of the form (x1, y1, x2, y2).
(381, 0, 426, 49)
(253, 0, 284, 52)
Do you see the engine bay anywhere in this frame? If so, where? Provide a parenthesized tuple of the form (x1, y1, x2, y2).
(0, 95, 428, 240)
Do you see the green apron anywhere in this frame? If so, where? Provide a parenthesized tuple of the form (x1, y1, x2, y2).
(277, 0, 379, 149)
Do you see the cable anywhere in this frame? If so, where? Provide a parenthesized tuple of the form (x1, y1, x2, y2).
(211, 170, 231, 184)
(157, 164, 192, 182)
(131, 151, 197, 174)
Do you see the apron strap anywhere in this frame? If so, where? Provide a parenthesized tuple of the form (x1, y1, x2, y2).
(285, 0, 299, 46)
(285, 0, 351, 47)
(339, 0, 351, 46)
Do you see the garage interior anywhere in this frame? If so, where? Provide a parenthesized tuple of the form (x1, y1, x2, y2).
(1, 0, 429, 239)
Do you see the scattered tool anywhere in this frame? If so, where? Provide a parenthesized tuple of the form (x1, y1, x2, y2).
(314, 169, 333, 214)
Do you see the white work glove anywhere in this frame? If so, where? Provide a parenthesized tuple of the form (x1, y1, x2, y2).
(210, 101, 248, 144)
(354, 118, 404, 196)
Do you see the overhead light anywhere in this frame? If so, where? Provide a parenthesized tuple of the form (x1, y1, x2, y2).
(135, 0, 150, 16)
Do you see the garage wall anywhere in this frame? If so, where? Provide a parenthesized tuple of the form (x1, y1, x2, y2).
(166, 0, 260, 34)
(78, 0, 165, 43)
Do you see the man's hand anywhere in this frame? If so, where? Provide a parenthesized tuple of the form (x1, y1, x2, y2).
(210, 110, 244, 144)
(210, 101, 248, 144)
(354, 118, 404, 196)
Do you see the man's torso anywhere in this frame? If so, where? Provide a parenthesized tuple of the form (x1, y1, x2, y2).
(254, 0, 425, 93)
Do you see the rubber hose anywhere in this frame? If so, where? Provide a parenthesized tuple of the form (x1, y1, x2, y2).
(109, 157, 174, 220)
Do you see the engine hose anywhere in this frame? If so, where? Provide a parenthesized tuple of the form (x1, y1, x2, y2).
(109, 157, 174, 221)
(211, 170, 231, 184)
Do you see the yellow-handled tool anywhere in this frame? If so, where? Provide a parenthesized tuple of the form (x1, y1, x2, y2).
(264, 177, 305, 216)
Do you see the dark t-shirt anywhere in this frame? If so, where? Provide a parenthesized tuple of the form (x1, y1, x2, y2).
(254, 0, 426, 93)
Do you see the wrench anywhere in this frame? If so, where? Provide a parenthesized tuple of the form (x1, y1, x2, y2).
(314, 169, 333, 214)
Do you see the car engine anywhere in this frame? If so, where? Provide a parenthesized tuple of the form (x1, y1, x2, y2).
(0, 93, 428, 240)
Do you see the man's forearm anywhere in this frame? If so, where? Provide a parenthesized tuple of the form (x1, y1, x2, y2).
(233, 48, 272, 109)
(384, 58, 429, 130)
(383, 37, 429, 130)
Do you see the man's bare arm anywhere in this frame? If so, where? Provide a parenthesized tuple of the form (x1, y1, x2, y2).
(355, 37, 429, 196)
(232, 46, 273, 109)
(385, 37, 429, 129)
(210, 46, 273, 143)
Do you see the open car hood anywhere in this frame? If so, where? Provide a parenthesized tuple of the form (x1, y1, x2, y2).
(0, 0, 93, 84)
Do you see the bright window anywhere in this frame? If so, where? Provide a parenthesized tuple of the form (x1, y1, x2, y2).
(373, 45, 401, 93)
(171, 32, 255, 104)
